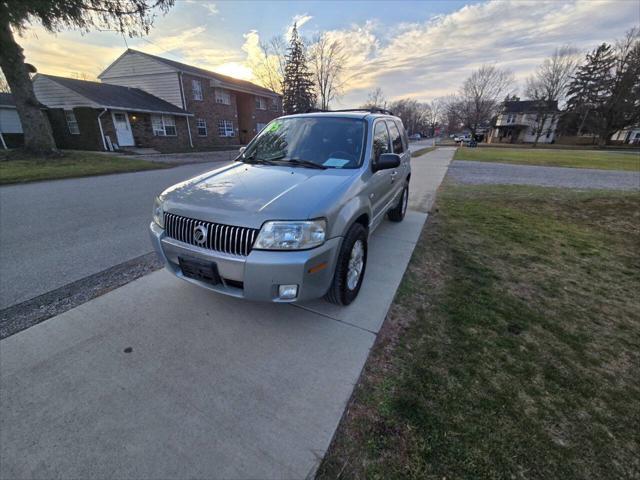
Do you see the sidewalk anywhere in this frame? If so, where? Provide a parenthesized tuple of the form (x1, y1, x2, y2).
(0, 148, 454, 479)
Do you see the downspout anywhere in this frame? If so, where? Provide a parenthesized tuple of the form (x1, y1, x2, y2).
(97, 108, 108, 151)
(178, 72, 194, 148)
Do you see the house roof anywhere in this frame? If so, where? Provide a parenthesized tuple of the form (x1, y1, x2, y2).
(0, 93, 15, 108)
(38, 75, 191, 115)
(101, 49, 279, 98)
(503, 100, 559, 113)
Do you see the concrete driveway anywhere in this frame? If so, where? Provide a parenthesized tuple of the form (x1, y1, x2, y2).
(1, 148, 454, 479)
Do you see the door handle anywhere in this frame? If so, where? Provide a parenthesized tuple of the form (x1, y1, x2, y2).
(390, 170, 398, 182)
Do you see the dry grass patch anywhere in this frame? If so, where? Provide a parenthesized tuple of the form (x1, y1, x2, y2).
(317, 184, 640, 480)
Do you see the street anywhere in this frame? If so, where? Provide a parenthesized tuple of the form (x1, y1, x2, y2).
(0, 160, 228, 309)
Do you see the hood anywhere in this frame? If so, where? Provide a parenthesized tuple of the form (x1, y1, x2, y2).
(161, 162, 356, 228)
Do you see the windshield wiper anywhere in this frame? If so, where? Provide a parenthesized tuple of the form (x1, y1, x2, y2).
(267, 155, 327, 170)
(238, 152, 278, 166)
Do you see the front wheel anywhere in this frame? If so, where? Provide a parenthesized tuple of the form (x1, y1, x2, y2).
(325, 223, 368, 305)
(388, 183, 409, 222)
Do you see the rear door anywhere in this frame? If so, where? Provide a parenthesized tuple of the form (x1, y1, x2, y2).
(387, 119, 409, 201)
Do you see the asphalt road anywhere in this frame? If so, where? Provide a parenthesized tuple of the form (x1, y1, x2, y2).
(449, 160, 640, 190)
(0, 161, 227, 309)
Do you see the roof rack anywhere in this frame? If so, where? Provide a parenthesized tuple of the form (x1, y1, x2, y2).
(304, 107, 394, 115)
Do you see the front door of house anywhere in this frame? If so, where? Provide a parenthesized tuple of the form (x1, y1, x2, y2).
(112, 111, 134, 147)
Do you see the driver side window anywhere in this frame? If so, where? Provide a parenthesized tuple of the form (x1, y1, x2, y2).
(372, 121, 391, 166)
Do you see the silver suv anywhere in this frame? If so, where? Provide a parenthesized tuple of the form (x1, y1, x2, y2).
(150, 110, 411, 305)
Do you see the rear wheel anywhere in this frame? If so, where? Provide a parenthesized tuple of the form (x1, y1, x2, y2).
(325, 223, 368, 305)
(388, 183, 409, 222)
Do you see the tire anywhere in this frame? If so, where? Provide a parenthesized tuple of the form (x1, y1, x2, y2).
(325, 223, 368, 305)
(388, 183, 409, 222)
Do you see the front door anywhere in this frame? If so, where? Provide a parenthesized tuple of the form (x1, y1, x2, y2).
(367, 120, 395, 229)
(112, 111, 134, 147)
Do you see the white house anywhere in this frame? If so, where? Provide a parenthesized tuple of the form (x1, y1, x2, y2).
(611, 126, 640, 145)
(0, 93, 23, 149)
(488, 100, 559, 144)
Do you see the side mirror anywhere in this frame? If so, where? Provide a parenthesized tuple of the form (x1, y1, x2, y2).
(374, 153, 401, 171)
(239, 146, 246, 154)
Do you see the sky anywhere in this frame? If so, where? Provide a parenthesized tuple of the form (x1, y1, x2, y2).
(16, 0, 640, 107)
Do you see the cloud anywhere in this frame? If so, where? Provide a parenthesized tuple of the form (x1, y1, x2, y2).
(333, 0, 639, 105)
(287, 14, 313, 39)
(202, 3, 219, 16)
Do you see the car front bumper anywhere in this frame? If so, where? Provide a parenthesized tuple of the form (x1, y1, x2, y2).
(149, 222, 342, 302)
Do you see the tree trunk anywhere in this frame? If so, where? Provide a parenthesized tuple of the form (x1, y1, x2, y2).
(0, 19, 57, 154)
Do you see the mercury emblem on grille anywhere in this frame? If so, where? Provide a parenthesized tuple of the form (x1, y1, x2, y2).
(193, 225, 208, 245)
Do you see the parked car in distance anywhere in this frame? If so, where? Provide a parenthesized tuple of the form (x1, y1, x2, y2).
(150, 111, 412, 305)
(409, 133, 421, 140)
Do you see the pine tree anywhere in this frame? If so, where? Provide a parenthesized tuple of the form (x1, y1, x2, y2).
(565, 43, 615, 136)
(563, 31, 640, 143)
(282, 24, 316, 114)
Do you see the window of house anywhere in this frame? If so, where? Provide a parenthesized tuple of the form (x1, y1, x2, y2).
(387, 120, 404, 154)
(192, 79, 203, 101)
(215, 88, 231, 105)
(255, 96, 267, 110)
(151, 114, 177, 136)
(218, 119, 235, 137)
(197, 118, 207, 136)
(65, 110, 80, 135)
(269, 98, 279, 111)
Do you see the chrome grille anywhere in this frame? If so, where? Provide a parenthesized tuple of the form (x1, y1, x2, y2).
(164, 213, 258, 256)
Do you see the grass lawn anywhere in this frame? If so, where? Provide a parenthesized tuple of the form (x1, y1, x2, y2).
(411, 146, 437, 157)
(455, 146, 640, 171)
(0, 150, 172, 185)
(318, 184, 640, 479)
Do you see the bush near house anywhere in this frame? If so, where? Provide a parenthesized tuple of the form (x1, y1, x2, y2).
(318, 184, 640, 480)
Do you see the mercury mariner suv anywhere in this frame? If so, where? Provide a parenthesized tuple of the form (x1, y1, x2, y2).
(150, 110, 411, 305)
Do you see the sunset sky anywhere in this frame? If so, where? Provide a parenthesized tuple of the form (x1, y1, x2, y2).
(16, 0, 640, 106)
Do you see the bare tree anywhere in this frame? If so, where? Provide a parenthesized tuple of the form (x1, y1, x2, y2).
(450, 64, 514, 137)
(423, 98, 445, 136)
(251, 36, 287, 95)
(388, 99, 431, 135)
(361, 87, 387, 109)
(525, 46, 579, 145)
(309, 33, 348, 110)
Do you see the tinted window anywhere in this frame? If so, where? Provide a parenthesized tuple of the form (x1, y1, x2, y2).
(242, 117, 366, 169)
(372, 122, 390, 164)
(387, 120, 403, 154)
(396, 121, 409, 151)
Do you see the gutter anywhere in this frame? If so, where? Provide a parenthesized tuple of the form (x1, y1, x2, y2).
(97, 108, 108, 151)
(178, 72, 194, 148)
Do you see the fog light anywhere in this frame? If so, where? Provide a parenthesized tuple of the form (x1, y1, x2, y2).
(278, 284, 298, 299)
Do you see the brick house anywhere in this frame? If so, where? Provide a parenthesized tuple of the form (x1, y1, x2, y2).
(33, 74, 193, 152)
(98, 49, 282, 147)
(488, 100, 560, 144)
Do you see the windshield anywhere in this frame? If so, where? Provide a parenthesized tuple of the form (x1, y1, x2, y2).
(240, 117, 366, 169)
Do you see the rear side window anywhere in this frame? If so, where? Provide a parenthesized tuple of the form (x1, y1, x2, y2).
(387, 120, 403, 154)
(396, 120, 409, 151)
(372, 122, 391, 163)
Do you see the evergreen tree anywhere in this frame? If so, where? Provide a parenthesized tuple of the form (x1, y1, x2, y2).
(565, 44, 615, 136)
(563, 30, 639, 143)
(282, 24, 316, 114)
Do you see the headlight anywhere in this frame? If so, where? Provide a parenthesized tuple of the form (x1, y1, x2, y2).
(152, 196, 164, 228)
(254, 219, 326, 250)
